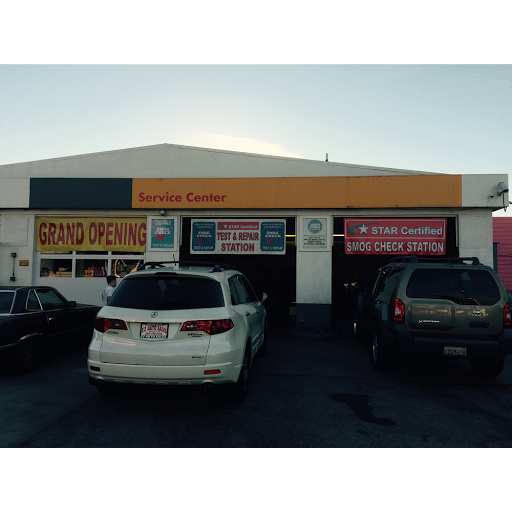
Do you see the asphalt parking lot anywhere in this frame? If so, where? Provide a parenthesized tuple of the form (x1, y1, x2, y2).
(2, 325, 512, 448)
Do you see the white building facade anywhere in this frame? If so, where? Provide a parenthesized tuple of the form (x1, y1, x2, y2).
(0, 144, 508, 331)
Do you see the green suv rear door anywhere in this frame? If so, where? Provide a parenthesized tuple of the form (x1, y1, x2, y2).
(402, 267, 504, 339)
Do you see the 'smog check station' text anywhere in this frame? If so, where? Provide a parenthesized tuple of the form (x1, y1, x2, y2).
(344, 218, 447, 256)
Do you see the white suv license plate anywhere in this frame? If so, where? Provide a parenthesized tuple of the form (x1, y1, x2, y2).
(140, 323, 169, 339)
(444, 346, 467, 357)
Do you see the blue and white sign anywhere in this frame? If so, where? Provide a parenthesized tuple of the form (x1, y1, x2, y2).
(191, 219, 286, 255)
(260, 222, 285, 252)
(149, 217, 177, 251)
(191, 221, 216, 252)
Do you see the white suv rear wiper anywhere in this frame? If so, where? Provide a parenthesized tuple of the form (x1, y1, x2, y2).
(152, 302, 196, 310)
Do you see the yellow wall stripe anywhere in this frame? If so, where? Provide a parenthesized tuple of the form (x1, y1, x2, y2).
(133, 175, 462, 209)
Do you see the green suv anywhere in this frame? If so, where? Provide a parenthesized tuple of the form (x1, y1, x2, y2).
(354, 257, 512, 376)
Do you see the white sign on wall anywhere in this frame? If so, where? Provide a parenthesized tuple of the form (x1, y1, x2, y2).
(299, 216, 331, 252)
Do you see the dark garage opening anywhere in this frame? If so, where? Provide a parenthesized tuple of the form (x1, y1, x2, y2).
(180, 217, 297, 328)
(331, 217, 459, 326)
(178, 216, 459, 331)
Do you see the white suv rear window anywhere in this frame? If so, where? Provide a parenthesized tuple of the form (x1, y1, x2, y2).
(108, 276, 225, 310)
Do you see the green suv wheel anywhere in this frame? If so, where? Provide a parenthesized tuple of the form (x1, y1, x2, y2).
(470, 356, 505, 377)
(371, 327, 389, 371)
(354, 316, 365, 342)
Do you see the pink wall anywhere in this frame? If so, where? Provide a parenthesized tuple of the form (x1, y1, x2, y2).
(493, 218, 512, 290)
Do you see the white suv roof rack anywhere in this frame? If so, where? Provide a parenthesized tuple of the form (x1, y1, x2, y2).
(137, 261, 240, 273)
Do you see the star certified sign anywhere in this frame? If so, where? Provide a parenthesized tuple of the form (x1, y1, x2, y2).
(344, 218, 447, 256)
(190, 219, 286, 255)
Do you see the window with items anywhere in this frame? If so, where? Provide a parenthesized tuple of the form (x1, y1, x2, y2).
(40, 251, 143, 279)
(37, 216, 147, 279)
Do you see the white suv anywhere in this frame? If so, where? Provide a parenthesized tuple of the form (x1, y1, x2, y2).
(88, 261, 267, 399)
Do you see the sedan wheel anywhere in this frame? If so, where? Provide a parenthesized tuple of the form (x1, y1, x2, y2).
(16, 338, 39, 373)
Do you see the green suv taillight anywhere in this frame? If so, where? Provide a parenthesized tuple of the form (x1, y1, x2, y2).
(393, 298, 405, 324)
(504, 303, 512, 328)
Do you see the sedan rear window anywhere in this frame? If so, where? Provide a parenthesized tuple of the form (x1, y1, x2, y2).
(0, 291, 15, 313)
(406, 269, 501, 305)
(108, 276, 225, 310)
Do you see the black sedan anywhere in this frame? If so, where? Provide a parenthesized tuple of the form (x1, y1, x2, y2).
(0, 286, 100, 373)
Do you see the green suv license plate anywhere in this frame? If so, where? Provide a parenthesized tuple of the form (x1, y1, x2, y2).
(444, 346, 467, 357)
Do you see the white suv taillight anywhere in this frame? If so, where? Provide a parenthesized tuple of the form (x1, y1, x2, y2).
(504, 303, 512, 329)
(181, 319, 234, 335)
(393, 298, 405, 324)
(94, 317, 128, 332)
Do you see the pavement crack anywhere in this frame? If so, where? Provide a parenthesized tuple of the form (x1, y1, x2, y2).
(330, 393, 396, 426)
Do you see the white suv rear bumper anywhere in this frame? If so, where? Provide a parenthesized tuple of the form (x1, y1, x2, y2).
(87, 359, 240, 385)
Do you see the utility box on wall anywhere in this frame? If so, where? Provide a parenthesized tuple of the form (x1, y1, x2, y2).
(0, 215, 34, 286)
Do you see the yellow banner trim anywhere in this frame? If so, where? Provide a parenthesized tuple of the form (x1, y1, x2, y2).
(37, 217, 147, 252)
(132, 175, 462, 209)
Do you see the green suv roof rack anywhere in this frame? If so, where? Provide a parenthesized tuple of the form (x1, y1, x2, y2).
(389, 256, 481, 266)
(137, 261, 240, 272)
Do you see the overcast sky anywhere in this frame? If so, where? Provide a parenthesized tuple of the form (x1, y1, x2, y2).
(2, 64, 511, 172)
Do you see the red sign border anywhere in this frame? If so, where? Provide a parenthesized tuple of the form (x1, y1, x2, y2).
(344, 217, 447, 256)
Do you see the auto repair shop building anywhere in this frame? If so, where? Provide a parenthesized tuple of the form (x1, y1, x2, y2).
(0, 144, 508, 331)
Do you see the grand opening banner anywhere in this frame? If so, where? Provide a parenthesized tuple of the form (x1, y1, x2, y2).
(190, 219, 286, 255)
(37, 217, 147, 252)
(344, 218, 446, 255)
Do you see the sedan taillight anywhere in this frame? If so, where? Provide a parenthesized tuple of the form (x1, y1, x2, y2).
(181, 319, 234, 335)
(393, 298, 405, 324)
(504, 303, 512, 329)
(94, 317, 128, 332)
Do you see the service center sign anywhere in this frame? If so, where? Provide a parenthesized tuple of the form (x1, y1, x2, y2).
(344, 218, 446, 255)
(191, 219, 286, 255)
